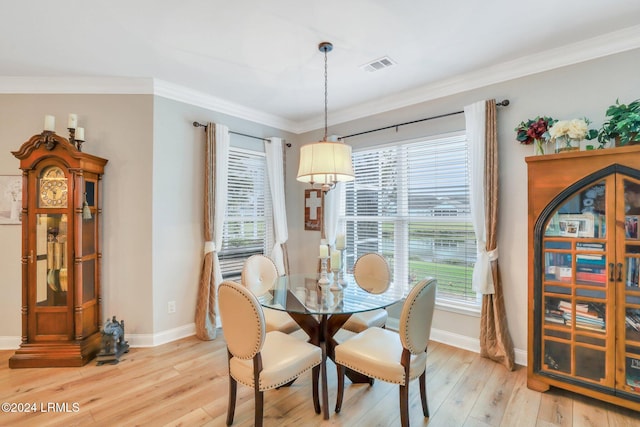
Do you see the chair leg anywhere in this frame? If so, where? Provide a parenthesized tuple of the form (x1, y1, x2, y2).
(226, 376, 237, 426)
(254, 388, 264, 427)
(335, 364, 345, 413)
(312, 365, 321, 414)
(419, 370, 429, 417)
(399, 383, 409, 427)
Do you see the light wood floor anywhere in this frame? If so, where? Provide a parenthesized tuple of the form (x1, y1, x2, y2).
(1, 331, 639, 427)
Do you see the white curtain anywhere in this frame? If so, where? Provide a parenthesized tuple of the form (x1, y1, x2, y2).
(323, 182, 343, 247)
(465, 101, 495, 294)
(265, 137, 289, 275)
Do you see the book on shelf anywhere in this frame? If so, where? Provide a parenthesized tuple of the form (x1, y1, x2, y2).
(558, 300, 589, 313)
(576, 242, 605, 251)
(626, 357, 640, 392)
(575, 271, 606, 284)
(627, 257, 640, 288)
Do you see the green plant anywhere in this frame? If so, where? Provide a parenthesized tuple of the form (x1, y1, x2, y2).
(597, 98, 640, 146)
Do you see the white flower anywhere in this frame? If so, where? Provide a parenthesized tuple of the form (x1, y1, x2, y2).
(549, 118, 590, 141)
(567, 119, 589, 140)
(549, 120, 570, 140)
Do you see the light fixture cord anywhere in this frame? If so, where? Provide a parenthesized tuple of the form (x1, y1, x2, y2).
(323, 46, 328, 142)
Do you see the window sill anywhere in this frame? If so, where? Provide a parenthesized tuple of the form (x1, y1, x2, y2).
(435, 299, 481, 317)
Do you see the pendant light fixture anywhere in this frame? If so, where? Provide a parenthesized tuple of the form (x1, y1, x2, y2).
(297, 42, 354, 192)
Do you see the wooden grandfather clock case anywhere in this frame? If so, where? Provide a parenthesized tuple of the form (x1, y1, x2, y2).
(9, 131, 107, 368)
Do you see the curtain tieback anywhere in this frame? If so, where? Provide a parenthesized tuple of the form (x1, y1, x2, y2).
(204, 241, 216, 255)
(476, 246, 499, 263)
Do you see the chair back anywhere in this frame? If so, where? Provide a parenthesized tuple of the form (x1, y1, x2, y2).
(241, 254, 279, 296)
(399, 278, 437, 355)
(218, 280, 265, 360)
(353, 253, 391, 294)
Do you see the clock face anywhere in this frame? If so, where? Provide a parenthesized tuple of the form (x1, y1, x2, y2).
(39, 167, 68, 208)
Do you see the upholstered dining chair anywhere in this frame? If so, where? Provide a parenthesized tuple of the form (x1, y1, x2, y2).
(241, 254, 300, 334)
(334, 277, 437, 427)
(218, 280, 322, 427)
(342, 253, 391, 333)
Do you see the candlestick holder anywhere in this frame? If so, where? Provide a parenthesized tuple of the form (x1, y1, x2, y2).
(338, 251, 346, 287)
(330, 267, 341, 291)
(67, 127, 85, 151)
(68, 128, 75, 146)
(318, 257, 329, 285)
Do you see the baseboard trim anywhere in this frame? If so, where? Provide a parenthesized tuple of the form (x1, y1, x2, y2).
(386, 318, 527, 366)
(0, 323, 197, 351)
(1, 321, 527, 366)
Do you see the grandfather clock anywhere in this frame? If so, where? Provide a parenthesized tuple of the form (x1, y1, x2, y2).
(9, 131, 107, 368)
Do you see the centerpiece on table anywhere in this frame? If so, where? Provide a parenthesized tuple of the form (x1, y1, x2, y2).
(549, 117, 598, 153)
(515, 116, 556, 155)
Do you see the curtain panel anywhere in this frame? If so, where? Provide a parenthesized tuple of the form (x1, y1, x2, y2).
(465, 100, 515, 370)
(265, 137, 289, 275)
(195, 122, 230, 340)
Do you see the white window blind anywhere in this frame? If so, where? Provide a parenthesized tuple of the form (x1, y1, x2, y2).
(340, 133, 478, 304)
(220, 147, 273, 280)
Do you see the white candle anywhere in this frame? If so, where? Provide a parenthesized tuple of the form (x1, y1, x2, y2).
(75, 127, 85, 141)
(44, 115, 55, 131)
(331, 249, 341, 269)
(336, 234, 346, 250)
(319, 244, 329, 258)
(68, 113, 78, 129)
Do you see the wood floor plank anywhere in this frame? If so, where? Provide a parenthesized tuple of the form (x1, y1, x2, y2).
(1, 333, 640, 426)
(499, 367, 542, 427)
(427, 353, 498, 426)
(466, 358, 518, 426)
(537, 388, 574, 426)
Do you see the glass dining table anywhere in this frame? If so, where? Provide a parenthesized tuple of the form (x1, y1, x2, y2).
(257, 273, 405, 420)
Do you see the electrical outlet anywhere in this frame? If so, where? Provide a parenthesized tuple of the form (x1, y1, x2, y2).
(168, 300, 176, 314)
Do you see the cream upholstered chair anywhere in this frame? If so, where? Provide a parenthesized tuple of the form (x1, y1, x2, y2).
(342, 253, 391, 333)
(241, 254, 299, 334)
(218, 280, 322, 427)
(334, 278, 437, 427)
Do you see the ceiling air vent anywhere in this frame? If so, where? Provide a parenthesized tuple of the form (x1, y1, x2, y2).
(360, 56, 396, 73)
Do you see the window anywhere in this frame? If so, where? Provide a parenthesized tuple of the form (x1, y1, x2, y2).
(219, 146, 273, 280)
(340, 132, 478, 307)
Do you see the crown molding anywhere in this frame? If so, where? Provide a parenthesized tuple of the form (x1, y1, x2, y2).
(1, 25, 638, 135)
(0, 76, 153, 94)
(296, 24, 640, 134)
(151, 79, 298, 133)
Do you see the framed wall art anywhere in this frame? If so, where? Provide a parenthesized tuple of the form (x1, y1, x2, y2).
(304, 189, 323, 231)
(0, 175, 22, 224)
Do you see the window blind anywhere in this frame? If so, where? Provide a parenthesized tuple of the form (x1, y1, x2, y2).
(340, 133, 477, 304)
(220, 147, 273, 280)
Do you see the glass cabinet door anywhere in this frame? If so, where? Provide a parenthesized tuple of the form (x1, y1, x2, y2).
(539, 179, 611, 387)
(621, 178, 640, 396)
(35, 213, 68, 306)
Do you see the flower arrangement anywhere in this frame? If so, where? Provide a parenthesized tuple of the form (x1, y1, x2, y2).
(549, 118, 598, 152)
(549, 118, 597, 142)
(515, 116, 556, 145)
(515, 116, 556, 155)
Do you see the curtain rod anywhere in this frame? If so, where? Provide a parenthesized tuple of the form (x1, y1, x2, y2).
(192, 121, 292, 147)
(338, 99, 510, 141)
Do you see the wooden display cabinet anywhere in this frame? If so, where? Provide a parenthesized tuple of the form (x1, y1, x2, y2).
(526, 145, 640, 410)
(9, 131, 107, 368)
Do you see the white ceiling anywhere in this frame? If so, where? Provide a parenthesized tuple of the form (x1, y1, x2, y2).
(2, 1, 640, 133)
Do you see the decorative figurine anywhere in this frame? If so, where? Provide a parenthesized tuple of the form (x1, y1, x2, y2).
(97, 316, 130, 365)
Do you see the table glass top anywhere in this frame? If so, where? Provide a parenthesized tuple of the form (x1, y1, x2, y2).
(257, 273, 405, 315)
